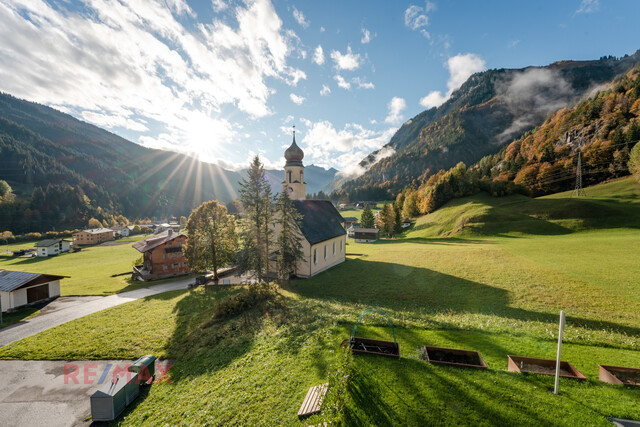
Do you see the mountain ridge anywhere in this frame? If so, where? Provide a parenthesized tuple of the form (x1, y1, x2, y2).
(336, 50, 640, 200)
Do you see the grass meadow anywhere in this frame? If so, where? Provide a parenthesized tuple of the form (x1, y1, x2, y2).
(0, 178, 639, 425)
(0, 235, 149, 295)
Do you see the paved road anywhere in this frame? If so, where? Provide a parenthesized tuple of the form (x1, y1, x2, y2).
(0, 277, 194, 348)
(0, 359, 173, 426)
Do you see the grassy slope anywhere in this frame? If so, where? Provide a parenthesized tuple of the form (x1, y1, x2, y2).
(0, 235, 149, 295)
(1, 180, 639, 425)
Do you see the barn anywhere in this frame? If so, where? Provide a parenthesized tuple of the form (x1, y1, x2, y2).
(0, 270, 67, 312)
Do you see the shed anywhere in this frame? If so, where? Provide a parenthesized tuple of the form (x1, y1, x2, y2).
(0, 270, 67, 312)
(353, 228, 379, 243)
(35, 239, 71, 257)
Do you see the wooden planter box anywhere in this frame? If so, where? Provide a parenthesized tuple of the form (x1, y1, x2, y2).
(341, 337, 400, 358)
(422, 346, 488, 369)
(599, 365, 640, 386)
(507, 355, 586, 380)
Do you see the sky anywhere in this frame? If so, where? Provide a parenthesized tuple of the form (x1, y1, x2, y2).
(1, 0, 639, 176)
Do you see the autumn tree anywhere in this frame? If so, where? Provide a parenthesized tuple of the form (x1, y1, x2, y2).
(88, 218, 103, 228)
(377, 202, 397, 238)
(360, 204, 375, 228)
(629, 142, 640, 183)
(238, 156, 274, 281)
(184, 200, 237, 284)
(274, 191, 305, 283)
(179, 216, 188, 226)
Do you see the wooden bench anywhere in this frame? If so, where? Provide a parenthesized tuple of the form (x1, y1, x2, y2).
(297, 383, 328, 419)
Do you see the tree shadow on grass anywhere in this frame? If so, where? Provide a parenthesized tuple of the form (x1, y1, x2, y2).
(290, 258, 640, 340)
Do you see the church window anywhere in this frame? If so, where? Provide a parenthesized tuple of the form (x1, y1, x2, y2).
(333, 242, 336, 256)
(313, 248, 318, 265)
(324, 245, 327, 260)
(288, 170, 292, 183)
(340, 240, 344, 253)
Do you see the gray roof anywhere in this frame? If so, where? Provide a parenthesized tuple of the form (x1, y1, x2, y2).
(133, 230, 185, 253)
(293, 200, 346, 245)
(35, 239, 64, 247)
(0, 270, 41, 292)
(81, 228, 114, 234)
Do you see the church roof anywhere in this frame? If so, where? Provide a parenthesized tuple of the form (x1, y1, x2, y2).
(284, 132, 304, 166)
(293, 200, 346, 245)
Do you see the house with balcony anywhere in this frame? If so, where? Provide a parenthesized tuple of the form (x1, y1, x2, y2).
(132, 230, 191, 281)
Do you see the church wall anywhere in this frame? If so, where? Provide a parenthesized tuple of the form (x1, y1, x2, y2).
(303, 235, 347, 278)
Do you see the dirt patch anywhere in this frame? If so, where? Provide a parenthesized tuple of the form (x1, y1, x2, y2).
(517, 361, 574, 377)
(609, 368, 640, 386)
(427, 349, 482, 366)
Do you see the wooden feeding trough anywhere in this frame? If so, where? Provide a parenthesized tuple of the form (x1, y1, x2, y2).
(507, 355, 586, 380)
(599, 365, 640, 386)
(341, 308, 400, 358)
(422, 346, 488, 369)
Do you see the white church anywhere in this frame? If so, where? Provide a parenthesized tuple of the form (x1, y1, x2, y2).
(274, 132, 347, 278)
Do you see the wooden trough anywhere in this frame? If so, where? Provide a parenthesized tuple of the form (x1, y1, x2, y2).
(342, 308, 400, 358)
(507, 355, 586, 380)
(422, 346, 488, 369)
(599, 365, 640, 386)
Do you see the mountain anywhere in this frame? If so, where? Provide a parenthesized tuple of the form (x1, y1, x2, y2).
(337, 51, 640, 199)
(263, 164, 338, 197)
(0, 92, 338, 233)
(472, 66, 640, 195)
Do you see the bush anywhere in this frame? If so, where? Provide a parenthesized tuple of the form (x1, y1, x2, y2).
(209, 283, 280, 322)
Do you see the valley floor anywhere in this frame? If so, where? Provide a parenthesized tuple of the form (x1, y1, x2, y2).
(0, 178, 639, 425)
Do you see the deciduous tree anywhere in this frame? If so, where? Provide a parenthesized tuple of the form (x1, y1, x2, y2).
(184, 200, 237, 283)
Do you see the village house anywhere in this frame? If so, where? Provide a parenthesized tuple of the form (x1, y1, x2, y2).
(72, 228, 115, 245)
(353, 228, 379, 243)
(271, 132, 347, 278)
(112, 226, 130, 237)
(341, 216, 359, 228)
(0, 270, 67, 311)
(34, 239, 71, 257)
(132, 229, 191, 281)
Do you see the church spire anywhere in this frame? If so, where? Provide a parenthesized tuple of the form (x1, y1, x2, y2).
(283, 125, 305, 200)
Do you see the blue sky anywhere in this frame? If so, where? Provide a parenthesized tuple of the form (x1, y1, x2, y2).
(0, 0, 639, 175)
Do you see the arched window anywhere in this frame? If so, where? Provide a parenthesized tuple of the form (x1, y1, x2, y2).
(288, 170, 292, 183)
(340, 239, 344, 253)
(313, 248, 317, 265)
(324, 245, 327, 260)
(333, 242, 336, 256)
(300, 170, 304, 182)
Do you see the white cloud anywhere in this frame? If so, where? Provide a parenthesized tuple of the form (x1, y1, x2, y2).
(361, 27, 372, 44)
(292, 6, 309, 28)
(289, 93, 305, 105)
(334, 75, 351, 90)
(330, 46, 361, 70)
(507, 39, 520, 48)
(404, 1, 436, 38)
(211, 0, 227, 12)
(0, 0, 306, 163)
(320, 26, 325, 32)
(81, 111, 149, 132)
(385, 97, 407, 125)
(419, 53, 486, 109)
(353, 77, 375, 89)
(313, 45, 325, 65)
(300, 121, 397, 173)
(320, 84, 331, 96)
(576, 0, 599, 14)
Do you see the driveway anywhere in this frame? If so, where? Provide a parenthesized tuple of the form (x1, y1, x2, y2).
(0, 359, 173, 426)
(0, 277, 194, 348)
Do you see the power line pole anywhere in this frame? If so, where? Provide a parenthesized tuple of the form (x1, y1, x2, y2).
(571, 149, 586, 197)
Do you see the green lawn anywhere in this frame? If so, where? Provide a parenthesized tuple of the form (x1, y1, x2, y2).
(1, 180, 639, 425)
(0, 235, 150, 295)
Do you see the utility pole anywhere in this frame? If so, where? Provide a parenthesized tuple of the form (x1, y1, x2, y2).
(571, 149, 586, 197)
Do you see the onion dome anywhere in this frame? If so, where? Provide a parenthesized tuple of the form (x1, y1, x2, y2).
(284, 131, 304, 166)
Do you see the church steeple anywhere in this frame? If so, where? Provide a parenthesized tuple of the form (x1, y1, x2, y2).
(283, 127, 306, 200)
